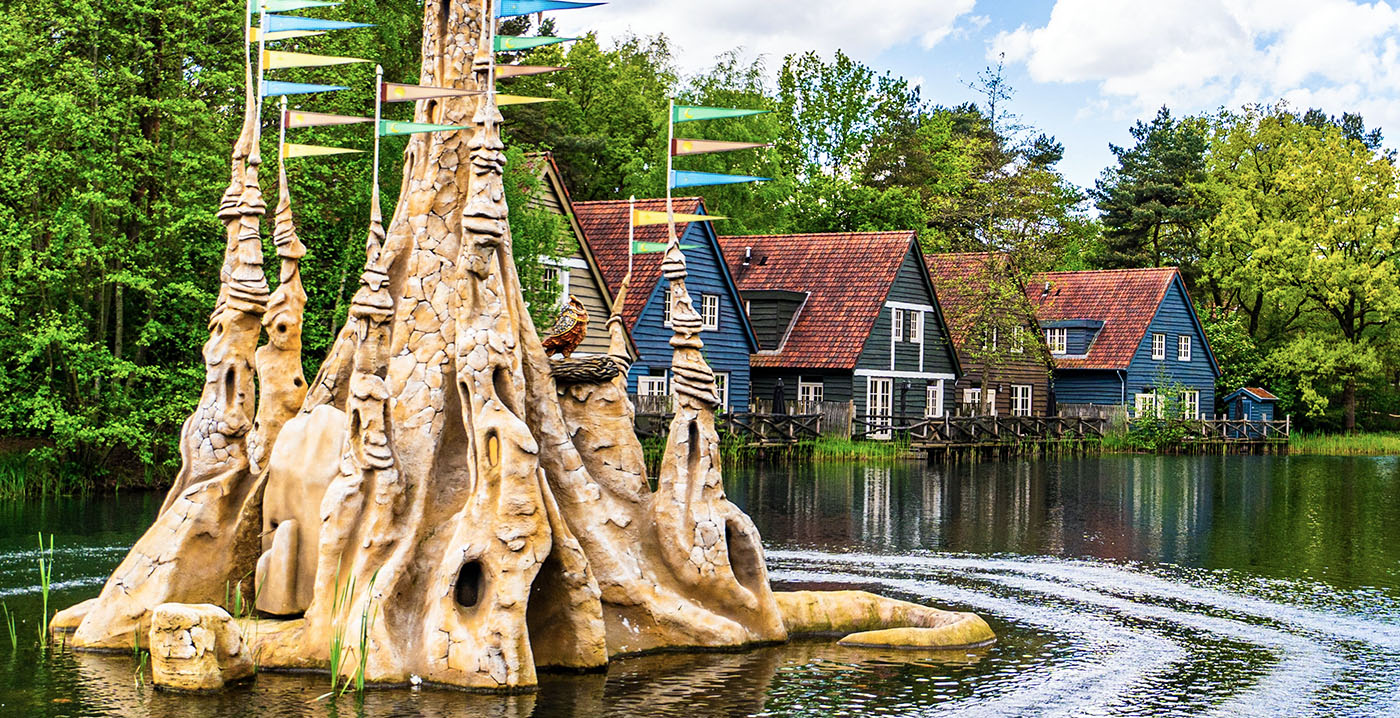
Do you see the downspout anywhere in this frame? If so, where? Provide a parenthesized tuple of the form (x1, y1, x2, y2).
(1119, 369, 1126, 407)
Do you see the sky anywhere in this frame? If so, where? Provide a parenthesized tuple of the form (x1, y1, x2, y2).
(555, 0, 1400, 192)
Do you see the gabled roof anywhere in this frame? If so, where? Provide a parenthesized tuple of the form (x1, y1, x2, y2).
(925, 252, 1043, 353)
(575, 197, 757, 351)
(719, 231, 955, 371)
(1224, 387, 1279, 402)
(522, 153, 637, 359)
(1028, 267, 1217, 373)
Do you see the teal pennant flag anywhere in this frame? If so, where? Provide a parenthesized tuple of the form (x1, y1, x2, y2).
(261, 80, 348, 97)
(264, 14, 371, 34)
(494, 35, 575, 52)
(632, 241, 700, 254)
(496, 1, 602, 18)
(669, 170, 769, 189)
(672, 105, 768, 123)
(260, 0, 339, 12)
(378, 120, 470, 136)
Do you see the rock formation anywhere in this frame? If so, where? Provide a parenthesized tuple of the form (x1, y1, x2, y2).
(55, 0, 991, 692)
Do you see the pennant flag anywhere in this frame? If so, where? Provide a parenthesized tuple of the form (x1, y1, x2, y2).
(496, 94, 557, 106)
(494, 35, 576, 52)
(249, 27, 326, 42)
(261, 80, 348, 97)
(669, 170, 769, 189)
(378, 120, 470, 136)
(264, 14, 371, 34)
(632, 209, 725, 226)
(284, 110, 373, 128)
(671, 138, 769, 156)
(495, 65, 565, 79)
(381, 82, 481, 102)
(672, 105, 768, 123)
(632, 241, 701, 253)
(496, 0, 602, 18)
(282, 143, 362, 158)
(260, 0, 338, 11)
(264, 50, 369, 69)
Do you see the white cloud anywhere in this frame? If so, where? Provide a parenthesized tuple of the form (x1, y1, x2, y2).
(552, 0, 976, 76)
(992, 0, 1400, 128)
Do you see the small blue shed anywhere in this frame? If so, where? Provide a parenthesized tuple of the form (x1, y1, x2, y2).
(1222, 387, 1278, 421)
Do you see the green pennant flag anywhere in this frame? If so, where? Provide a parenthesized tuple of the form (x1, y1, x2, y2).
(632, 241, 700, 253)
(671, 105, 768, 123)
(378, 120, 470, 136)
(494, 35, 576, 52)
(260, 0, 338, 12)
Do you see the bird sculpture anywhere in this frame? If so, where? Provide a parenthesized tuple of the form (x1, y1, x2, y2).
(542, 295, 589, 359)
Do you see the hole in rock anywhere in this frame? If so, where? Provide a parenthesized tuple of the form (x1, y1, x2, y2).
(725, 520, 764, 595)
(293, 376, 303, 387)
(493, 366, 519, 416)
(485, 429, 500, 467)
(686, 420, 702, 477)
(224, 366, 237, 404)
(454, 561, 484, 608)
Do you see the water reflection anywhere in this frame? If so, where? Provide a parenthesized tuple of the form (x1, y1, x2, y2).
(730, 455, 1400, 592)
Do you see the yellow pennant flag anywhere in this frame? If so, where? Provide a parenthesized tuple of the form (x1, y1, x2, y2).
(248, 27, 326, 42)
(495, 94, 557, 106)
(632, 209, 726, 226)
(282, 143, 363, 159)
(263, 50, 370, 69)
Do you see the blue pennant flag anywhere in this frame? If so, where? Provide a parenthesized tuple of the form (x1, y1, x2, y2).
(264, 14, 371, 34)
(496, 0, 603, 17)
(669, 170, 770, 189)
(261, 79, 348, 97)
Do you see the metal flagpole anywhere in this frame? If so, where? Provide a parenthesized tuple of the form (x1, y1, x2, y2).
(628, 195, 635, 277)
(278, 95, 288, 167)
(245, 0, 255, 96)
(255, 1, 268, 143)
(372, 64, 383, 198)
(665, 98, 674, 232)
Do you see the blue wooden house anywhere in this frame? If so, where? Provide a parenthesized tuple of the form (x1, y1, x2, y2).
(574, 197, 757, 411)
(1028, 268, 1220, 418)
(1222, 387, 1278, 421)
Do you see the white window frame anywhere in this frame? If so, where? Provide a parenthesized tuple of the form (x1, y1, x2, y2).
(662, 292, 673, 328)
(963, 387, 980, 406)
(1011, 326, 1024, 354)
(986, 388, 998, 416)
(1135, 392, 1163, 419)
(1178, 335, 1191, 362)
(892, 308, 904, 342)
(867, 377, 894, 440)
(1045, 327, 1067, 355)
(638, 375, 668, 398)
(797, 379, 823, 405)
(701, 294, 720, 331)
(713, 371, 729, 409)
(1181, 390, 1199, 419)
(1152, 333, 1166, 360)
(1011, 384, 1032, 416)
(909, 311, 923, 344)
(982, 327, 998, 351)
(540, 263, 570, 308)
(925, 380, 944, 418)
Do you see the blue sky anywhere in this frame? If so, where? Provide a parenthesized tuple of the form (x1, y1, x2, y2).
(558, 0, 1400, 192)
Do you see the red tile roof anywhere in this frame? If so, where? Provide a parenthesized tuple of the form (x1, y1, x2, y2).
(926, 252, 1014, 349)
(1027, 267, 1179, 370)
(574, 197, 703, 331)
(719, 231, 918, 370)
(1243, 387, 1278, 400)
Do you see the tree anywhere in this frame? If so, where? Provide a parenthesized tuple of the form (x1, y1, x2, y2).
(1092, 107, 1216, 286)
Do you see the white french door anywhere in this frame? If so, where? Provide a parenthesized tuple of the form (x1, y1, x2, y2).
(867, 377, 893, 440)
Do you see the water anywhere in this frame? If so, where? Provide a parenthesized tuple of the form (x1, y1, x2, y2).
(0, 454, 1397, 717)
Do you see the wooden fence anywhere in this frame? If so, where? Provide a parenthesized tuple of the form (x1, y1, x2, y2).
(852, 415, 1112, 444)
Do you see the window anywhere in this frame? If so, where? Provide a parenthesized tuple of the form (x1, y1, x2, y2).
(1045, 327, 1067, 354)
(1135, 392, 1163, 419)
(744, 299, 751, 316)
(1011, 326, 1025, 354)
(1152, 333, 1166, 360)
(909, 311, 923, 344)
(713, 372, 729, 409)
(982, 327, 999, 351)
(925, 380, 944, 418)
(1181, 390, 1199, 419)
(541, 264, 569, 308)
(892, 308, 904, 341)
(701, 294, 720, 331)
(1178, 335, 1191, 362)
(797, 379, 823, 405)
(662, 292, 673, 327)
(638, 375, 668, 398)
(1011, 385, 1033, 416)
(867, 378, 893, 439)
(986, 389, 997, 416)
(963, 387, 996, 415)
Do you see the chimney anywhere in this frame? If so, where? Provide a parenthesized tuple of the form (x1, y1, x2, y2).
(1041, 281, 1051, 298)
(743, 246, 752, 266)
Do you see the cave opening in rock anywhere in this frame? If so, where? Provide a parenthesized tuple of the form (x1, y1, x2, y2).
(454, 560, 484, 609)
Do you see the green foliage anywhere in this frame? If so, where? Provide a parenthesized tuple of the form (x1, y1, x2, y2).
(1289, 431, 1400, 455)
(502, 148, 565, 328)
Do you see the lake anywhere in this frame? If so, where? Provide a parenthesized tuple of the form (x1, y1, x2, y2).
(0, 454, 1397, 716)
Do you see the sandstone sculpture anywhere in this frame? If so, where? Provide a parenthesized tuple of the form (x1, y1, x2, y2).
(54, 0, 992, 692)
(149, 603, 255, 692)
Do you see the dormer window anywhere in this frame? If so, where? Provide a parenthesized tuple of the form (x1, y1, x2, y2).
(1045, 327, 1067, 355)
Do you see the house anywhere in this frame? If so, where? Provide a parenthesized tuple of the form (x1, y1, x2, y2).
(1028, 267, 1220, 418)
(523, 152, 636, 360)
(1223, 387, 1278, 421)
(718, 231, 960, 427)
(926, 252, 1053, 416)
(574, 197, 757, 411)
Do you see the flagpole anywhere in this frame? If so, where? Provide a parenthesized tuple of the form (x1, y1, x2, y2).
(255, 1, 268, 143)
(372, 64, 383, 203)
(245, 0, 254, 100)
(628, 194, 635, 277)
(278, 95, 288, 168)
(665, 97, 674, 233)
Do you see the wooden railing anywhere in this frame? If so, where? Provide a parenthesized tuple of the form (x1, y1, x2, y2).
(1173, 418, 1292, 442)
(852, 415, 1111, 443)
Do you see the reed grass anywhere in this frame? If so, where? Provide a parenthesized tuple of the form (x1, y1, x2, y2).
(36, 533, 53, 645)
(0, 452, 89, 500)
(326, 568, 354, 698)
(805, 436, 913, 462)
(1288, 432, 1400, 456)
(2, 603, 15, 650)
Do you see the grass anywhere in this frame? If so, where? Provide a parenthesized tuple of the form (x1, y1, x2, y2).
(36, 533, 53, 646)
(2, 603, 15, 650)
(806, 436, 914, 461)
(1288, 431, 1400, 455)
(0, 451, 91, 500)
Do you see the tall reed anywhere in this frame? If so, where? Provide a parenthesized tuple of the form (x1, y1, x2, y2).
(2, 602, 15, 650)
(36, 533, 53, 644)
